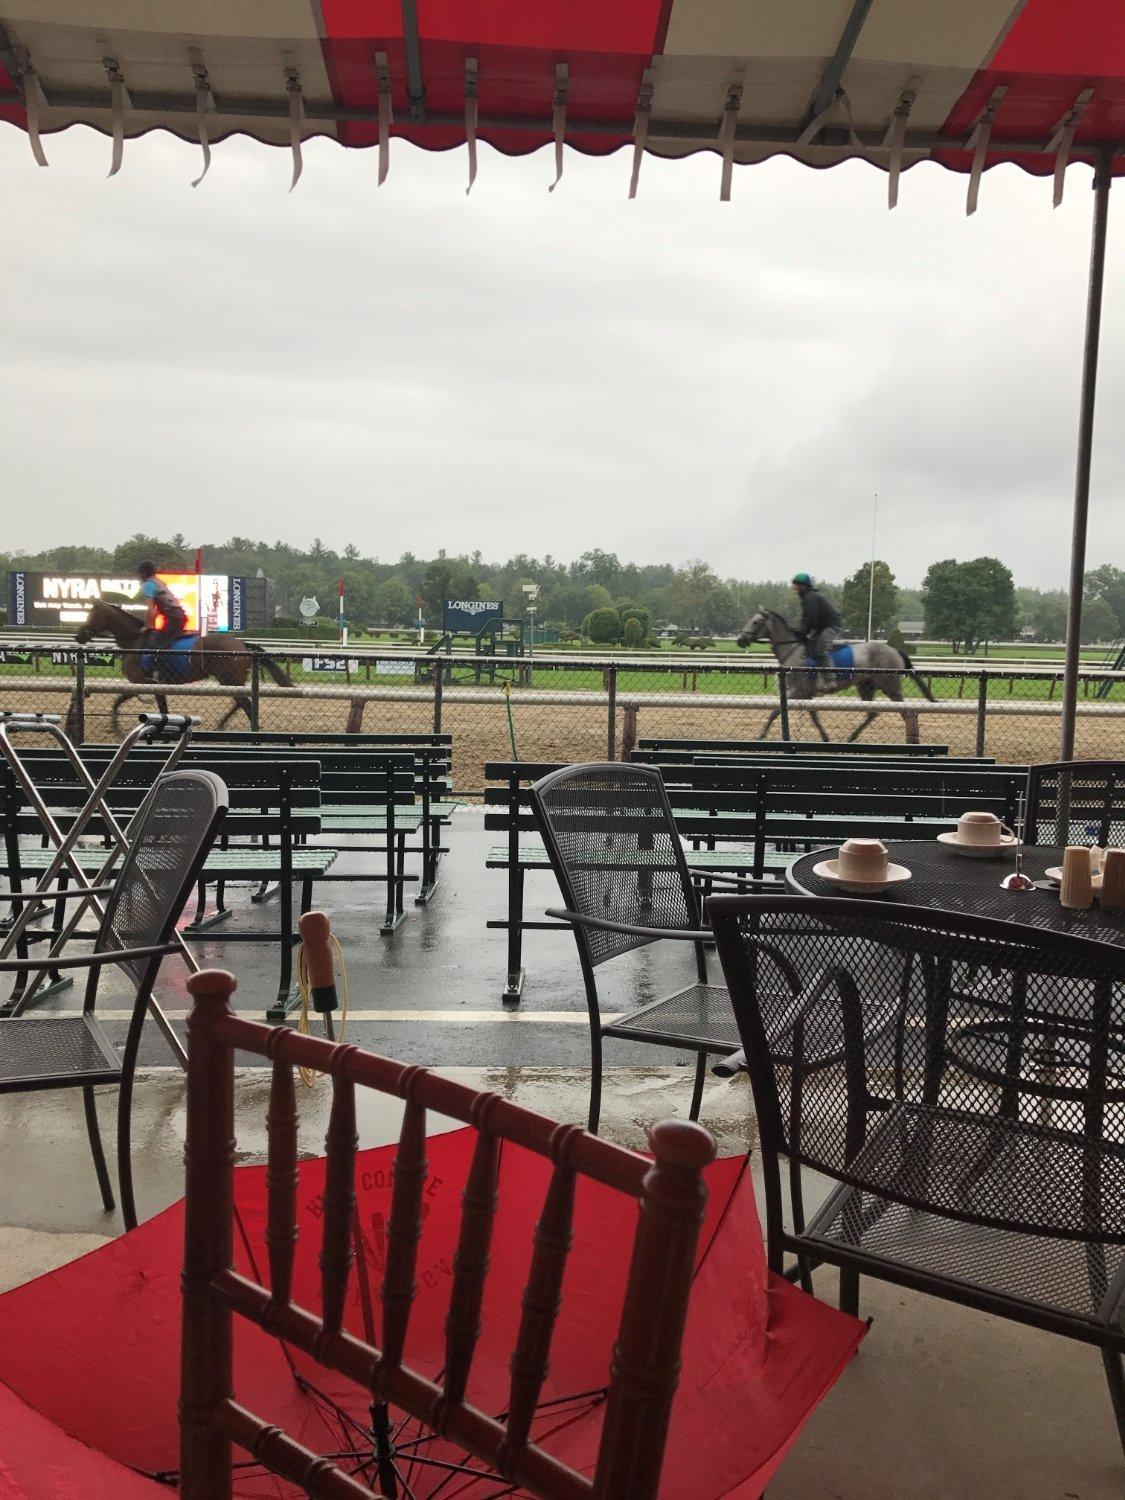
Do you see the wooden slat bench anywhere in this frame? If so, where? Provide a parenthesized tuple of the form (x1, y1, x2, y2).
(192, 731, 457, 905)
(485, 757, 1029, 1003)
(0, 755, 331, 1017)
(637, 736, 954, 757)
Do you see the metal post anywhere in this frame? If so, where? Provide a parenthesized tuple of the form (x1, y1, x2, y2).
(432, 664, 443, 734)
(975, 671, 987, 758)
(1060, 151, 1112, 762)
(778, 668, 791, 741)
(73, 651, 86, 744)
(606, 665, 618, 760)
(249, 653, 260, 732)
(866, 492, 878, 641)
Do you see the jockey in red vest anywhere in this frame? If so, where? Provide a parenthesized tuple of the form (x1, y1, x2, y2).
(137, 561, 188, 680)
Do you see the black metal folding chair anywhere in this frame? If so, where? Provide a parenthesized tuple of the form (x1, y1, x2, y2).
(1024, 759, 1125, 848)
(529, 762, 770, 1132)
(709, 892, 1125, 1455)
(0, 769, 227, 1229)
(0, 711, 199, 1056)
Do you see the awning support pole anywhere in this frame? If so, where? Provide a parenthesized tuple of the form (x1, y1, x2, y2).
(1060, 149, 1112, 763)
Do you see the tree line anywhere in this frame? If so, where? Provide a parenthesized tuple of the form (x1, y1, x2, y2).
(2, 534, 1122, 648)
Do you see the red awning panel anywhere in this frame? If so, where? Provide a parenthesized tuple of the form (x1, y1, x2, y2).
(0, 1, 1120, 187)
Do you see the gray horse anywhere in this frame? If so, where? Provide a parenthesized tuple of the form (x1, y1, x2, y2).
(737, 607, 934, 743)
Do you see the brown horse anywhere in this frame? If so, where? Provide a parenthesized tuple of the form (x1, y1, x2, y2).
(72, 598, 290, 730)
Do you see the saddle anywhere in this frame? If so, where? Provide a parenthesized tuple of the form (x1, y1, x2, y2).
(140, 633, 197, 680)
(803, 641, 855, 676)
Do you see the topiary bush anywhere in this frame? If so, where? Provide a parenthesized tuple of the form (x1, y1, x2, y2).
(583, 606, 622, 644)
(623, 616, 644, 647)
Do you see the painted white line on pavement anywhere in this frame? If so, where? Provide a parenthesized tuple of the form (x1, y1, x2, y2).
(45, 1009, 613, 1024)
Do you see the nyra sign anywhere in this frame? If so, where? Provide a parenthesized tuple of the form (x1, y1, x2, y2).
(6, 573, 144, 627)
(5, 571, 235, 632)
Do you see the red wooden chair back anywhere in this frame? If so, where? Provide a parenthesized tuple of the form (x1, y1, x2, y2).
(180, 969, 716, 1499)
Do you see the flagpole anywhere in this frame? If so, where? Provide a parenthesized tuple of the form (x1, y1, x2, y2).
(866, 493, 878, 641)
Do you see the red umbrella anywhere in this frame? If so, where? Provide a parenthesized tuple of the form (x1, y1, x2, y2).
(0, 1130, 862, 1498)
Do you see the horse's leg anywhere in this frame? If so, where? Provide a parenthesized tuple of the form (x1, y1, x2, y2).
(807, 703, 830, 742)
(846, 684, 878, 744)
(759, 706, 779, 741)
(156, 692, 168, 717)
(214, 696, 246, 730)
(881, 681, 920, 745)
(110, 692, 129, 736)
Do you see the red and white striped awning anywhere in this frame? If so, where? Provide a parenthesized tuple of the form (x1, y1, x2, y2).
(0, 2, 1121, 203)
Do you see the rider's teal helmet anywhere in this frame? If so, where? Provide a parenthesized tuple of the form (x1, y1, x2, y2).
(791, 571, 813, 587)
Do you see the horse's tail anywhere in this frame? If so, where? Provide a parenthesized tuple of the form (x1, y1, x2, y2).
(249, 644, 292, 686)
(898, 647, 934, 702)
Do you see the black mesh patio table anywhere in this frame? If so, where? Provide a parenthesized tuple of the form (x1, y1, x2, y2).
(787, 839, 1125, 1105)
(786, 840, 1125, 949)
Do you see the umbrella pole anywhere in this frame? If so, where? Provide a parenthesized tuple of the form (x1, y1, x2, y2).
(1059, 149, 1112, 763)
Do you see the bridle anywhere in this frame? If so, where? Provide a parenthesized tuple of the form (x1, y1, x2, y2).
(746, 608, 802, 649)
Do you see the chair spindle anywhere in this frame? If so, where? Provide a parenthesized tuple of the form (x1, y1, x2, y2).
(441, 1129, 500, 1407)
(320, 1074, 358, 1338)
(266, 1059, 299, 1307)
(381, 1097, 427, 1367)
(504, 1161, 576, 1460)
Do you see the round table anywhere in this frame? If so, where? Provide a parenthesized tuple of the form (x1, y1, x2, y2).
(785, 839, 1125, 948)
(786, 839, 1125, 1104)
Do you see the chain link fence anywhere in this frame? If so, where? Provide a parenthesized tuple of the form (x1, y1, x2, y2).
(1, 643, 1122, 792)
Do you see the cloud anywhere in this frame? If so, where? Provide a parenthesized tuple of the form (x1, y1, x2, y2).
(0, 122, 1119, 588)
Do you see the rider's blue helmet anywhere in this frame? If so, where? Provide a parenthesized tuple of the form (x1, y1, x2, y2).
(791, 571, 813, 587)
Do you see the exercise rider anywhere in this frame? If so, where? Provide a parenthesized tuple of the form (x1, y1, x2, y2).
(792, 572, 842, 691)
(137, 561, 188, 681)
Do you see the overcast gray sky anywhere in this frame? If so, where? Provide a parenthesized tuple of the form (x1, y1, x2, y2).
(0, 122, 1120, 589)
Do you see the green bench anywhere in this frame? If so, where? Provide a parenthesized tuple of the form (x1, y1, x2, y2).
(192, 731, 456, 905)
(485, 757, 1028, 1002)
(0, 755, 331, 1017)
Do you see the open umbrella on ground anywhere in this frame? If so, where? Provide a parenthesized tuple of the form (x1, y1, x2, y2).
(0, 1128, 863, 1498)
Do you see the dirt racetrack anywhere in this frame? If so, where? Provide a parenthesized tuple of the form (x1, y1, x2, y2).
(3, 675, 1119, 795)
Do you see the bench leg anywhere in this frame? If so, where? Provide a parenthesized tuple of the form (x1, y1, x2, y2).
(184, 877, 232, 935)
(503, 867, 525, 1004)
(251, 878, 280, 904)
(266, 877, 298, 1022)
(415, 816, 442, 905)
(299, 878, 313, 916)
(380, 830, 407, 936)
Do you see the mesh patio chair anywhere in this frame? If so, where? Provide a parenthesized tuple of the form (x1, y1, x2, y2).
(1024, 760, 1125, 847)
(708, 892, 1125, 1454)
(0, 769, 227, 1229)
(529, 762, 772, 1132)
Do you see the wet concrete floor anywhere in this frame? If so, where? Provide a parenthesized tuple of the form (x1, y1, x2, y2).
(1, 810, 1120, 1495)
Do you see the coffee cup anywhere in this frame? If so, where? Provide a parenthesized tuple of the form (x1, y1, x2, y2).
(837, 838, 890, 884)
(1098, 848, 1125, 911)
(1060, 845, 1094, 911)
(955, 811, 1011, 847)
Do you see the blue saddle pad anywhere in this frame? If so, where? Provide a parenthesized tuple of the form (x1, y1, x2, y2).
(805, 641, 854, 675)
(140, 634, 197, 678)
